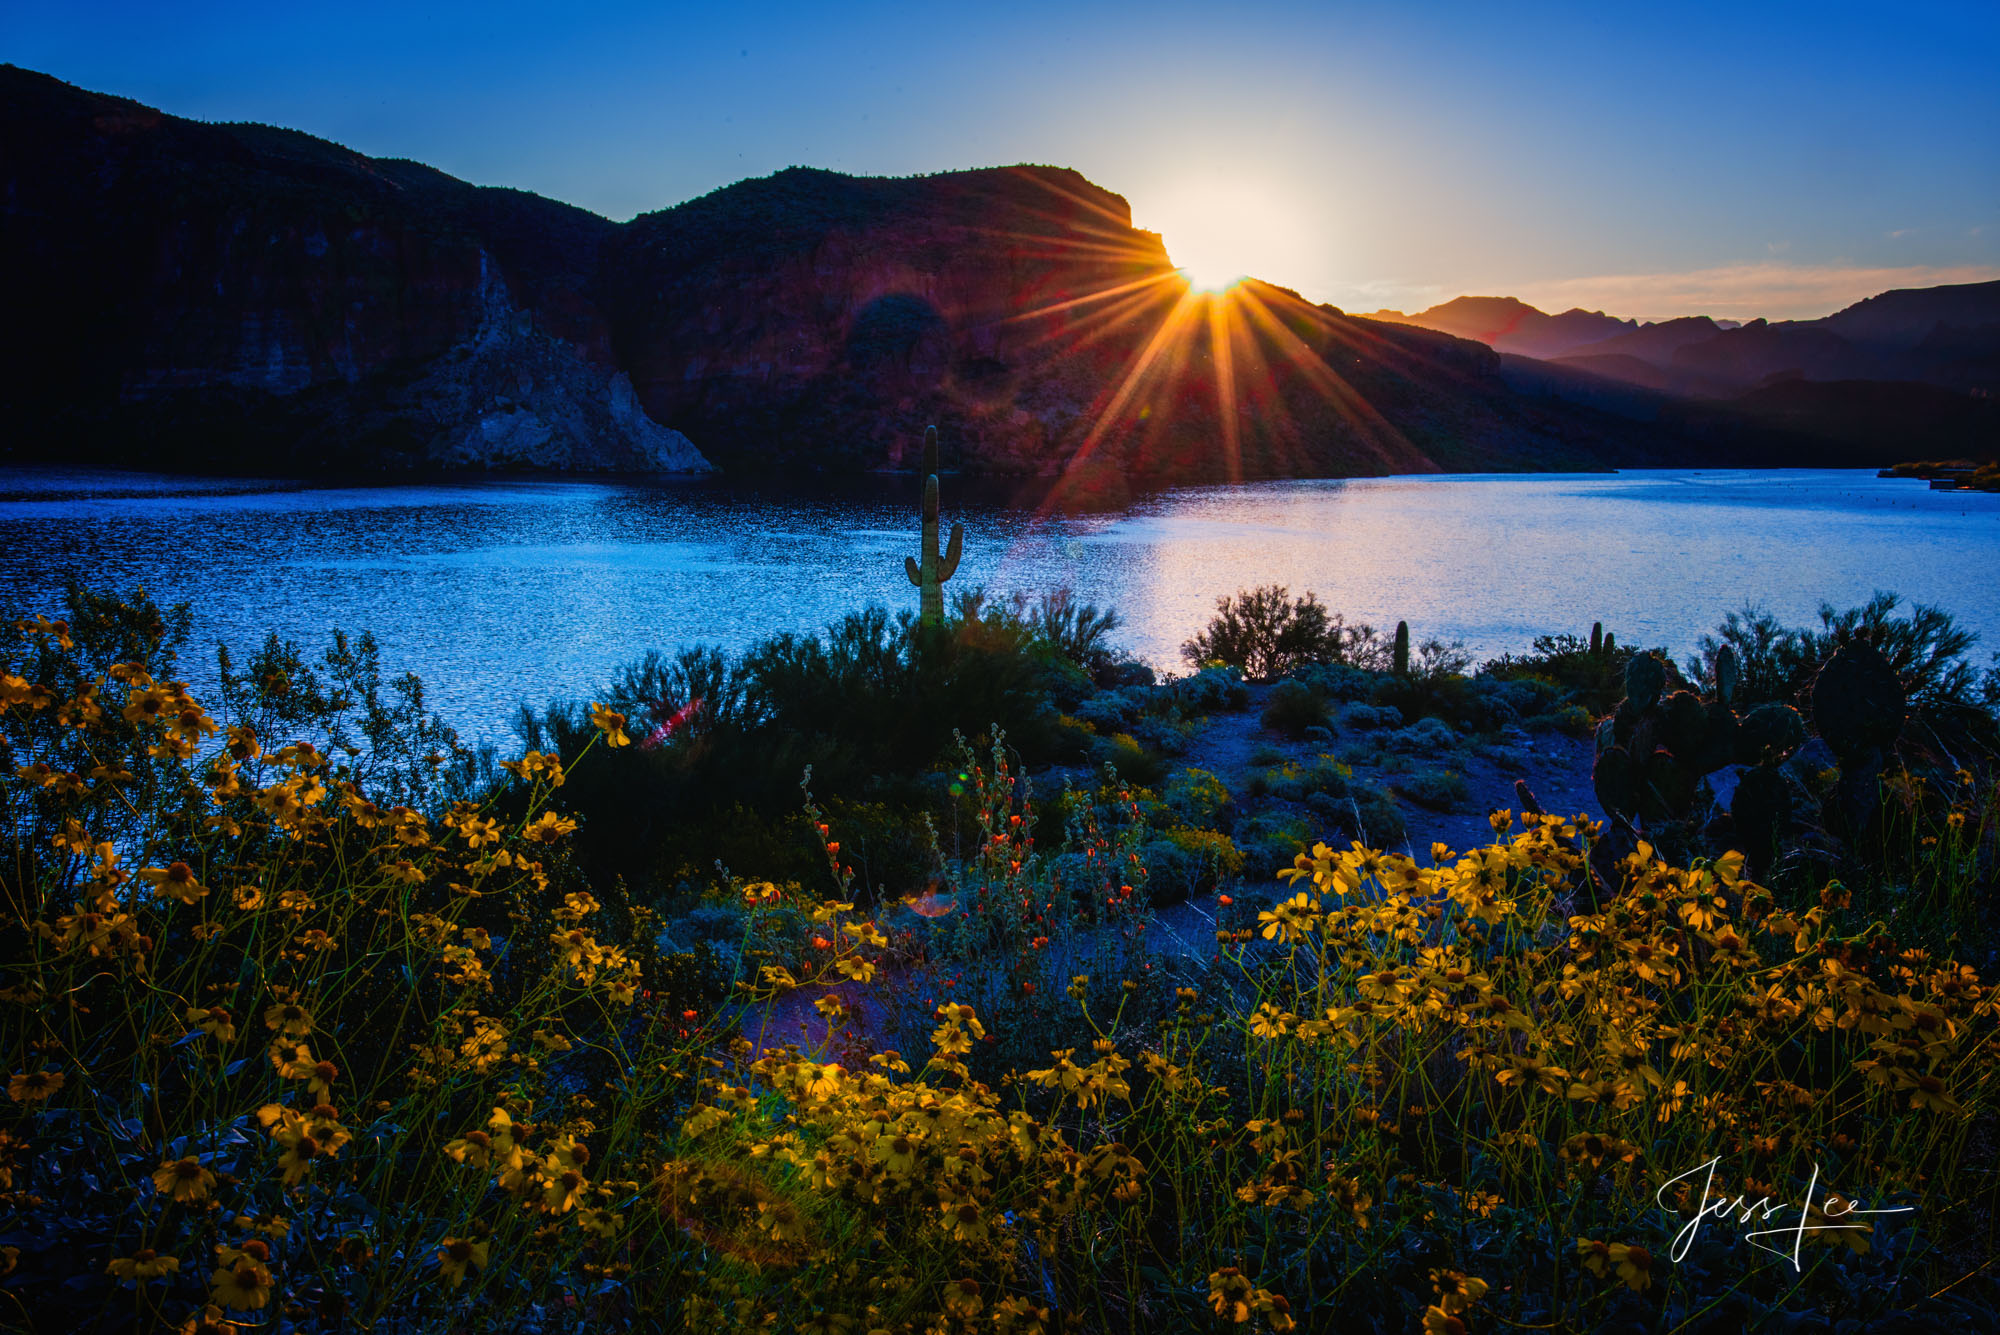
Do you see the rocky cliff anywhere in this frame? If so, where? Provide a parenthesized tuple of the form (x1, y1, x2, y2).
(3, 65, 1697, 481)
(1, 67, 707, 472)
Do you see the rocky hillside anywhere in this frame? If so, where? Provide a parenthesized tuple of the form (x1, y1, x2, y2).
(0, 66, 1768, 481)
(596, 167, 1705, 484)
(1381, 284, 2000, 400)
(1378, 281, 2000, 463)
(1, 66, 706, 473)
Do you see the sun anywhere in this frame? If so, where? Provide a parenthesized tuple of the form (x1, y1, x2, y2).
(1136, 178, 1302, 293)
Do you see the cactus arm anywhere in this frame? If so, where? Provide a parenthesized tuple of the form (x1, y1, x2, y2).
(939, 522, 963, 582)
(906, 555, 923, 586)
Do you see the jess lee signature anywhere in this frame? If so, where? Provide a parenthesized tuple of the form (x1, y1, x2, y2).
(1656, 1157, 1914, 1270)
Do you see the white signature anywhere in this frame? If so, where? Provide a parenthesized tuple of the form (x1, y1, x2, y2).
(1656, 1156, 1914, 1271)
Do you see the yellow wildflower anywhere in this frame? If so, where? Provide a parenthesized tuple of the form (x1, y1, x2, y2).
(106, 1249, 180, 1282)
(153, 1156, 216, 1204)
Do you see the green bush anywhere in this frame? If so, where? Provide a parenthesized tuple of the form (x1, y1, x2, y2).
(1181, 585, 1386, 680)
(516, 603, 1074, 895)
(1687, 593, 1997, 733)
(1482, 627, 1635, 715)
(1162, 766, 1233, 829)
(1394, 766, 1470, 811)
(1259, 679, 1332, 737)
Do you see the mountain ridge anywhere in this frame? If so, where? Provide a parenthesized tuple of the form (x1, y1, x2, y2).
(2, 64, 1976, 480)
(1378, 284, 2000, 398)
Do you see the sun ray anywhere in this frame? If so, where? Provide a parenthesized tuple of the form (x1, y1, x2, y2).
(995, 270, 1185, 326)
(1232, 284, 1422, 471)
(1061, 286, 1207, 474)
(1205, 292, 1242, 482)
(1001, 165, 1159, 233)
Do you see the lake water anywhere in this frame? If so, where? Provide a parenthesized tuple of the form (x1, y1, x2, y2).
(2, 468, 1995, 747)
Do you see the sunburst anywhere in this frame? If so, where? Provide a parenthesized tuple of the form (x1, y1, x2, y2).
(937, 169, 1443, 509)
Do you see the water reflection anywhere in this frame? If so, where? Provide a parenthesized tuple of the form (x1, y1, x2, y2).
(2, 468, 1994, 747)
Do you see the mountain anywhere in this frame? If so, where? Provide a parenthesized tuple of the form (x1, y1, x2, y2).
(593, 171, 1703, 483)
(4, 64, 1955, 483)
(1663, 283, 2000, 394)
(1, 66, 706, 472)
(2, 65, 1699, 483)
(1388, 284, 2000, 401)
(1365, 297, 1636, 360)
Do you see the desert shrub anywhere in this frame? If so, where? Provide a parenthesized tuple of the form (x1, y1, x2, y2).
(1162, 766, 1233, 830)
(1489, 674, 1561, 718)
(1686, 592, 1990, 715)
(1050, 711, 1098, 761)
(1483, 627, 1635, 715)
(1303, 754, 1353, 799)
(1292, 661, 1380, 703)
(1527, 701, 1597, 736)
(1371, 638, 1511, 731)
(1095, 658, 1156, 688)
(1259, 679, 1332, 738)
(517, 603, 1072, 894)
(1126, 713, 1192, 758)
(1386, 716, 1460, 754)
(1096, 731, 1167, 789)
(1253, 762, 1306, 804)
(1162, 664, 1251, 715)
(1181, 585, 1385, 680)
(1340, 701, 1403, 731)
(1026, 586, 1124, 677)
(1351, 779, 1408, 846)
(1141, 828, 1245, 904)
(1394, 765, 1470, 810)
(1232, 811, 1317, 877)
(1070, 687, 1141, 732)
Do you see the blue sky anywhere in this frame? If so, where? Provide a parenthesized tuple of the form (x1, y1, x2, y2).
(7, 1, 1996, 318)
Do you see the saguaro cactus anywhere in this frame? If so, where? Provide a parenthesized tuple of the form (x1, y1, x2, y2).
(905, 425, 963, 626)
(1392, 621, 1410, 676)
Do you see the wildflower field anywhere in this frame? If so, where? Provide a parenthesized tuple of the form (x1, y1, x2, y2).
(2, 586, 1996, 1333)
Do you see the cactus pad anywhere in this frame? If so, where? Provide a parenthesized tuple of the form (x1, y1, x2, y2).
(1811, 641, 1905, 759)
(1624, 652, 1667, 712)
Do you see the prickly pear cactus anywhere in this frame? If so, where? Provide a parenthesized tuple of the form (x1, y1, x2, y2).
(1592, 649, 1805, 873)
(904, 425, 964, 627)
(1811, 640, 1907, 840)
(1812, 641, 1906, 759)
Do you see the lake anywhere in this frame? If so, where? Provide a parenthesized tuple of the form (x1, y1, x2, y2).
(3, 467, 1995, 747)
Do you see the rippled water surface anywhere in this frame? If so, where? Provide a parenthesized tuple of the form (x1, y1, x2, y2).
(3, 468, 1996, 745)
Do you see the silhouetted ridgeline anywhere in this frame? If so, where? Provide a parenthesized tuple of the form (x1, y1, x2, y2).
(0, 64, 1953, 482)
(1377, 284, 2000, 461)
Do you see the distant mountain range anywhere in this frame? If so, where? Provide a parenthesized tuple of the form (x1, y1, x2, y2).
(1368, 287, 2000, 457)
(3, 64, 1991, 482)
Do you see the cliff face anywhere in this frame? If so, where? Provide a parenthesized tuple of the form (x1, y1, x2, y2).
(1, 67, 706, 472)
(3, 65, 1682, 481)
